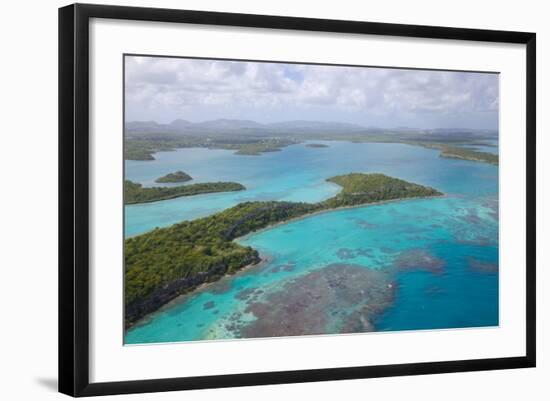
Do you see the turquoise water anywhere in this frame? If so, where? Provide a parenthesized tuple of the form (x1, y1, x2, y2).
(124, 141, 498, 343)
(125, 141, 496, 236)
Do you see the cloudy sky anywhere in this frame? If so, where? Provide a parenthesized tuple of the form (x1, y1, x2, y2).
(125, 56, 499, 129)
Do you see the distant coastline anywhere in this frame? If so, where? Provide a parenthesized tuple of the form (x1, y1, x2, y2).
(125, 130, 498, 166)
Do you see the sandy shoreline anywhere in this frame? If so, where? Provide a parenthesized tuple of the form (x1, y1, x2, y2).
(235, 194, 446, 242)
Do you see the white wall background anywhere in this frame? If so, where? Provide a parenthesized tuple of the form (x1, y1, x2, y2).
(0, 0, 546, 399)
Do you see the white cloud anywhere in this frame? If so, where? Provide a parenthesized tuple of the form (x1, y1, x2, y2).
(124, 56, 499, 128)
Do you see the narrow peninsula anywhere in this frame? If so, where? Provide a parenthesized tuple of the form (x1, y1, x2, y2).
(438, 146, 498, 165)
(155, 170, 192, 183)
(124, 180, 245, 204)
(306, 143, 329, 148)
(411, 142, 498, 165)
(125, 173, 442, 326)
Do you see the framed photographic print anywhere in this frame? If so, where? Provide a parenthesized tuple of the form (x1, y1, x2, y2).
(58, 3, 536, 397)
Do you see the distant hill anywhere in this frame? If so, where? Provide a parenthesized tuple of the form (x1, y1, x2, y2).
(124, 118, 497, 139)
(125, 118, 365, 135)
(125, 119, 266, 135)
(169, 119, 194, 129)
(267, 120, 365, 132)
(125, 120, 165, 132)
(195, 119, 265, 130)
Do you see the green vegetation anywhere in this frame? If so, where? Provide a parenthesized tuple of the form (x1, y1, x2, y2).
(438, 146, 498, 165)
(124, 180, 245, 204)
(124, 136, 297, 160)
(124, 139, 180, 161)
(155, 171, 192, 183)
(235, 144, 281, 155)
(124, 146, 155, 161)
(323, 173, 440, 207)
(390, 141, 498, 165)
(125, 173, 442, 324)
(222, 139, 295, 155)
(125, 134, 498, 166)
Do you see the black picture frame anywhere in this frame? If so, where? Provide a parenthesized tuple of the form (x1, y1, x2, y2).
(59, 3, 536, 397)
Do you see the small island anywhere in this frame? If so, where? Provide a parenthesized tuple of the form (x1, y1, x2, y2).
(232, 140, 292, 155)
(124, 180, 245, 204)
(125, 173, 442, 326)
(306, 143, 329, 148)
(155, 171, 192, 183)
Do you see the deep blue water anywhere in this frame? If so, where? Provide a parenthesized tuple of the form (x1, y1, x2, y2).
(124, 141, 498, 344)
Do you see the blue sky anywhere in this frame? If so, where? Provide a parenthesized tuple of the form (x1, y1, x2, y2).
(125, 56, 499, 130)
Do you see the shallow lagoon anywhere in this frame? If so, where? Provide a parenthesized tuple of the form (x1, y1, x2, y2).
(124, 141, 498, 344)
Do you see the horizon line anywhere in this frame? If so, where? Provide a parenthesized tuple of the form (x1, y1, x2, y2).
(124, 118, 499, 132)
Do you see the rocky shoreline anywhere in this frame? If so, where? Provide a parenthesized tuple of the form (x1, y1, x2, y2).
(125, 252, 261, 328)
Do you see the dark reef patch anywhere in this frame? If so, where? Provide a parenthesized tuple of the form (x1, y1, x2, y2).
(268, 261, 296, 273)
(203, 300, 216, 310)
(468, 257, 498, 273)
(356, 248, 374, 257)
(236, 264, 395, 338)
(482, 198, 499, 221)
(207, 279, 232, 295)
(456, 236, 493, 247)
(282, 262, 296, 272)
(352, 218, 379, 229)
(463, 208, 483, 224)
(393, 248, 445, 274)
(269, 265, 281, 274)
(336, 248, 374, 260)
(235, 287, 257, 301)
(336, 248, 356, 260)
(424, 284, 446, 297)
(406, 235, 426, 241)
